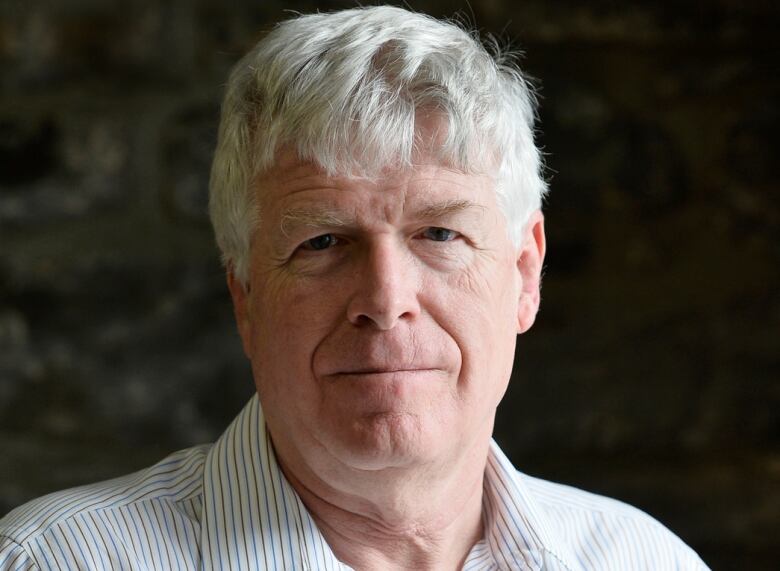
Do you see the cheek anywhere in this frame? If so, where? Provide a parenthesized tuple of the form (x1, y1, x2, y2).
(248, 274, 345, 395)
(255, 270, 343, 330)
(446, 252, 518, 329)
(427, 256, 518, 396)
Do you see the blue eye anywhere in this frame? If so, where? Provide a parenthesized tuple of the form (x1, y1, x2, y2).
(422, 227, 458, 242)
(302, 234, 338, 251)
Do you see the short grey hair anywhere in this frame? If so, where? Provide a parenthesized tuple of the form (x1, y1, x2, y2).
(209, 6, 547, 283)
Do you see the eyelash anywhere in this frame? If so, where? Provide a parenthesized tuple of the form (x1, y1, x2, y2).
(421, 227, 459, 242)
(298, 227, 461, 252)
(300, 234, 340, 251)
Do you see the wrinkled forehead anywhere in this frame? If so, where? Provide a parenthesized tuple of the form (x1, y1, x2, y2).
(256, 142, 498, 198)
(249, 148, 505, 240)
(251, 108, 500, 185)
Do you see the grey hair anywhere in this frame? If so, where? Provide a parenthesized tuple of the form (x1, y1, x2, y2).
(209, 6, 547, 283)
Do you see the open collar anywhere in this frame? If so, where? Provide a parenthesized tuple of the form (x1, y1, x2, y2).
(482, 441, 579, 570)
(200, 395, 576, 570)
(200, 395, 347, 570)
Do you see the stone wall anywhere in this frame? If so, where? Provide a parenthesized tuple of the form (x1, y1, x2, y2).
(1, 1, 777, 567)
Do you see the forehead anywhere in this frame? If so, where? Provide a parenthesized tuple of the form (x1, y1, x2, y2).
(254, 149, 499, 213)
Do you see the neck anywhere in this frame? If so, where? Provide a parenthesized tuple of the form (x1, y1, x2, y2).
(275, 439, 491, 570)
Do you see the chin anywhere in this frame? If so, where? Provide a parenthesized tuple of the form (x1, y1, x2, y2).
(326, 411, 444, 471)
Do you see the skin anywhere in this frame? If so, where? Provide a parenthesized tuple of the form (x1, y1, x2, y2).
(228, 149, 546, 570)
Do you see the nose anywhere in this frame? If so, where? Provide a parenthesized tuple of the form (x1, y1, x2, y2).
(346, 238, 421, 330)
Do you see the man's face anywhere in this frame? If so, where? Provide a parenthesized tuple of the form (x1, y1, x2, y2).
(229, 150, 545, 473)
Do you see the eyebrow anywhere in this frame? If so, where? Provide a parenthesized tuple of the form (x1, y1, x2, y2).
(278, 199, 483, 237)
(414, 199, 484, 220)
(280, 207, 355, 237)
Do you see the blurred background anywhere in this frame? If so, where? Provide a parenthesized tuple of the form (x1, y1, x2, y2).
(0, 0, 777, 567)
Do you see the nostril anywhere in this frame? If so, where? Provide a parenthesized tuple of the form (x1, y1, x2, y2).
(352, 313, 375, 327)
(350, 308, 398, 330)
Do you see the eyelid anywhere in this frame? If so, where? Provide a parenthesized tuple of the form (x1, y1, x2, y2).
(302, 234, 331, 248)
(297, 232, 343, 252)
(419, 226, 461, 240)
(292, 224, 465, 254)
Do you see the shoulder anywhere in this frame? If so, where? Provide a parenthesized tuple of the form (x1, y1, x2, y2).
(0, 444, 210, 570)
(521, 473, 710, 570)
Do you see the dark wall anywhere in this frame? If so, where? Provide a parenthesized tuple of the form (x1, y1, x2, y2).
(1, 1, 777, 568)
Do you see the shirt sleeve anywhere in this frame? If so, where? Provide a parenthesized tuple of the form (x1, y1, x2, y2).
(0, 536, 39, 571)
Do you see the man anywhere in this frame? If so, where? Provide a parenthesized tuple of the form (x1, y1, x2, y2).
(0, 6, 708, 570)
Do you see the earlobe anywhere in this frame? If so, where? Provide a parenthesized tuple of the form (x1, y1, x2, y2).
(516, 211, 546, 334)
(226, 270, 254, 359)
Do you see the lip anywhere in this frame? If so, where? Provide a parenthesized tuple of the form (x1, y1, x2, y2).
(341, 367, 436, 374)
(325, 368, 441, 378)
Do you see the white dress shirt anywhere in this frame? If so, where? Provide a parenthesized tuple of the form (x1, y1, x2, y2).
(0, 395, 708, 570)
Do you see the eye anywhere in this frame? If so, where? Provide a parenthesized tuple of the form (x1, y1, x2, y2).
(421, 227, 459, 242)
(301, 234, 339, 251)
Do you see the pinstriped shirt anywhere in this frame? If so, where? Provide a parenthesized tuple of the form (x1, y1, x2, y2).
(0, 395, 708, 570)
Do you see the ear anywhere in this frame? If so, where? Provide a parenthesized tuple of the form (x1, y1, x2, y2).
(226, 269, 254, 359)
(516, 210, 546, 334)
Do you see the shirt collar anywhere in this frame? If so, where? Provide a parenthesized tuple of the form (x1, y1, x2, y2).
(201, 396, 576, 570)
(480, 441, 579, 570)
(200, 395, 347, 570)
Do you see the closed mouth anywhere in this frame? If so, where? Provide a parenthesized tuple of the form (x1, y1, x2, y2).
(348, 367, 430, 373)
(328, 367, 440, 377)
